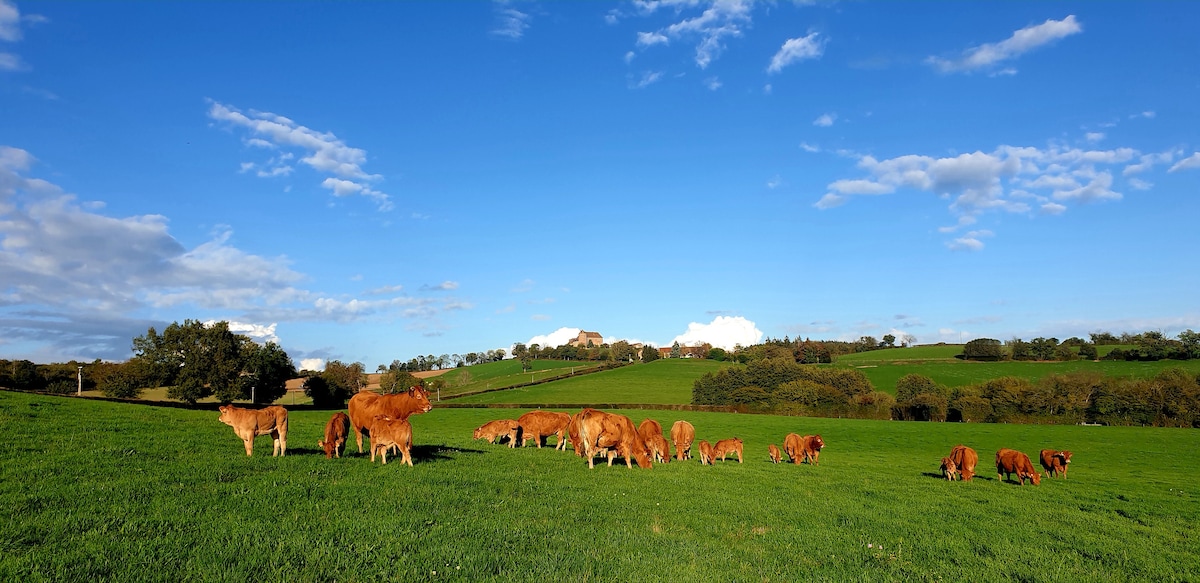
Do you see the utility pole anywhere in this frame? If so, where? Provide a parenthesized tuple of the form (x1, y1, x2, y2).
(77, 366, 83, 396)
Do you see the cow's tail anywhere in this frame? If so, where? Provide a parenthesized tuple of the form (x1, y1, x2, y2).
(577, 410, 595, 459)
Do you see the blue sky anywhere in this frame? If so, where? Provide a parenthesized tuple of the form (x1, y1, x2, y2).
(2, 1, 1198, 370)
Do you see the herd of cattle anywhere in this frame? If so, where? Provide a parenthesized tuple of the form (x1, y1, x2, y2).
(216, 386, 1073, 484)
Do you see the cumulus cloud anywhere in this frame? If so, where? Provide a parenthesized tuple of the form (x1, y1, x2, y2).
(421, 281, 460, 291)
(1085, 132, 1104, 143)
(927, 15, 1082, 74)
(1169, 153, 1200, 173)
(204, 320, 280, 344)
(670, 316, 763, 351)
(1123, 151, 1177, 175)
(947, 230, 994, 252)
(0, 0, 43, 72)
(813, 113, 837, 127)
(629, 0, 753, 69)
(526, 327, 581, 348)
(207, 100, 393, 211)
(704, 76, 722, 91)
(814, 143, 1148, 247)
(768, 32, 824, 73)
(299, 358, 326, 372)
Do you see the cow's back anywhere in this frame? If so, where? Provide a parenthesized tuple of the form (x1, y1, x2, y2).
(949, 445, 978, 480)
(670, 420, 695, 460)
(638, 418, 664, 443)
(784, 432, 804, 463)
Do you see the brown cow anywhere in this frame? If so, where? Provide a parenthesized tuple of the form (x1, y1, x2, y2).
(518, 410, 571, 449)
(713, 438, 743, 463)
(318, 412, 349, 458)
(940, 456, 959, 481)
(768, 444, 782, 464)
(671, 420, 695, 461)
(949, 444, 978, 481)
(348, 387, 432, 454)
(996, 448, 1041, 485)
(577, 409, 652, 469)
(800, 435, 825, 466)
(567, 412, 586, 457)
(638, 419, 669, 463)
(783, 433, 804, 464)
(369, 415, 413, 466)
(218, 405, 288, 457)
(1040, 449, 1073, 479)
(473, 419, 520, 447)
(697, 440, 714, 465)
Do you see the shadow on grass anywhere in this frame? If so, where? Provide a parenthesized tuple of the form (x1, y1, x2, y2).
(412, 444, 486, 463)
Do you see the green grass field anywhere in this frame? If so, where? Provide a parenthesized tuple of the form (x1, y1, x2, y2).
(450, 359, 726, 404)
(2, 390, 1197, 581)
(435, 359, 608, 398)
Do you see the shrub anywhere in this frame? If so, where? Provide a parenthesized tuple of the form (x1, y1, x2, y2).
(963, 338, 1004, 361)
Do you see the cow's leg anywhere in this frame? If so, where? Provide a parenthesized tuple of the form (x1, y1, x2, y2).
(737, 450, 743, 464)
(403, 446, 413, 467)
(243, 438, 253, 457)
(607, 450, 616, 466)
(271, 430, 281, 457)
(557, 431, 567, 451)
(355, 424, 365, 454)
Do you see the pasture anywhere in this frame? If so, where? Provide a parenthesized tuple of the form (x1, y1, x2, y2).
(2, 390, 1197, 582)
(450, 359, 726, 404)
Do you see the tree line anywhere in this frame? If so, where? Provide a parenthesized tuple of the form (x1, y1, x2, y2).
(963, 330, 1200, 362)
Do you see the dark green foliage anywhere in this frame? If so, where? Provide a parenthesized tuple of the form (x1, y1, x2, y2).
(692, 358, 880, 417)
(302, 376, 348, 409)
(641, 345, 660, 363)
(962, 338, 1003, 361)
(707, 347, 728, 361)
(1078, 343, 1098, 361)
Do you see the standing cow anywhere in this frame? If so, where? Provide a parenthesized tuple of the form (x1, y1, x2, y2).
(369, 415, 413, 466)
(577, 409, 652, 469)
(949, 445, 978, 481)
(518, 410, 571, 449)
(996, 448, 1041, 485)
(348, 387, 432, 454)
(473, 419, 521, 447)
(671, 420, 695, 461)
(800, 435, 825, 466)
(768, 444, 782, 464)
(218, 405, 288, 457)
(1040, 449, 1073, 479)
(318, 412, 350, 458)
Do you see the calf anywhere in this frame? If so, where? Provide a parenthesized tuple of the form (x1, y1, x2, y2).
(473, 419, 521, 447)
(697, 440, 714, 465)
(712, 438, 743, 463)
(638, 418, 669, 462)
(949, 445, 978, 481)
(518, 410, 571, 450)
(671, 420, 695, 461)
(1040, 449, 1073, 479)
(768, 444, 782, 464)
(218, 405, 288, 457)
(318, 412, 350, 458)
(369, 415, 413, 466)
(940, 456, 959, 481)
(996, 448, 1040, 485)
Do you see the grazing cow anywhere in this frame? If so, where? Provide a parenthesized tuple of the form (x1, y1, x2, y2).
(318, 412, 350, 458)
(768, 444, 782, 464)
(567, 412, 586, 457)
(348, 387, 433, 454)
(996, 448, 1041, 485)
(473, 419, 521, 447)
(218, 405, 288, 457)
(517, 410, 571, 449)
(940, 456, 959, 481)
(949, 445, 978, 481)
(638, 419, 669, 463)
(713, 438, 743, 463)
(697, 440, 715, 465)
(800, 435, 825, 466)
(671, 420, 695, 461)
(784, 433, 805, 464)
(369, 415, 413, 466)
(1040, 449, 1073, 479)
(577, 409, 652, 469)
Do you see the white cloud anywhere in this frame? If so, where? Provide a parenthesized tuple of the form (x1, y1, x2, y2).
(813, 112, 837, 127)
(763, 84, 772, 95)
(1085, 132, 1104, 143)
(1131, 111, 1156, 119)
(767, 32, 824, 74)
(799, 142, 820, 153)
(624, 51, 636, 64)
(491, 4, 531, 40)
(421, 281, 459, 291)
(365, 284, 404, 295)
(629, 0, 753, 69)
(817, 143, 1144, 247)
(766, 175, 782, 189)
(0, 51, 20, 71)
(927, 15, 1082, 74)
(1123, 151, 1176, 175)
(704, 76, 722, 90)
(671, 316, 763, 351)
(1126, 177, 1152, 191)
(633, 70, 663, 89)
(0, 0, 24, 42)
(1168, 153, 1200, 173)
(527, 327, 581, 348)
(947, 230, 993, 252)
(300, 358, 326, 372)
(207, 100, 393, 211)
(204, 320, 280, 344)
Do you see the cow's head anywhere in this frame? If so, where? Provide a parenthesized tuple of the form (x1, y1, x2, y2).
(409, 386, 433, 413)
(811, 435, 825, 451)
(218, 405, 234, 425)
(941, 457, 958, 480)
(1026, 470, 1042, 485)
(1059, 451, 1073, 465)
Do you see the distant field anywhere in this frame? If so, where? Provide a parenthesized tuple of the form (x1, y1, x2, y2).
(834, 345, 966, 364)
(435, 359, 605, 398)
(3, 391, 1197, 581)
(452, 359, 726, 404)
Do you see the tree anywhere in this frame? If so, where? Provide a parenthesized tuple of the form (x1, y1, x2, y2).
(1078, 343, 1098, 361)
(962, 338, 1003, 361)
(670, 342, 681, 359)
(882, 334, 896, 348)
(900, 333, 917, 348)
(1179, 330, 1200, 359)
(131, 320, 247, 405)
(303, 375, 350, 409)
(641, 345, 660, 362)
(323, 360, 367, 394)
(237, 341, 296, 404)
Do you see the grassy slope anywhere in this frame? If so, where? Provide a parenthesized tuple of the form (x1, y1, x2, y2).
(2, 391, 1197, 582)
(436, 359, 602, 397)
(450, 359, 727, 404)
(836, 346, 1200, 393)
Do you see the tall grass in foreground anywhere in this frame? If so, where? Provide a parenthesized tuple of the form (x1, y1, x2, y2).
(2, 391, 1197, 582)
